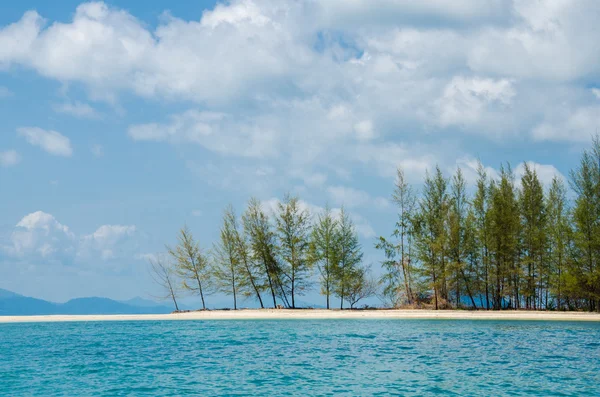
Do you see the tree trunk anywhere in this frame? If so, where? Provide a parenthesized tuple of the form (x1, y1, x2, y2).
(196, 275, 206, 310)
(232, 274, 237, 310)
(326, 280, 330, 310)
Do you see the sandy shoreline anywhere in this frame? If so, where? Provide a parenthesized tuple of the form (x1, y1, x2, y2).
(1, 309, 600, 323)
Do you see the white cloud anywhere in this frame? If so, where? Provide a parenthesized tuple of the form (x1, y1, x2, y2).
(532, 105, 600, 142)
(515, 161, 565, 186)
(17, 127, 73, 157)
(129, 110, 279, 158)
(3, 211, 137, 263)
(0, 0, 598, 148)
(468, 0, 600, 82)
(0, 150, 20, 167)
(79, 225, 136, 260)
(327, 186, 370, 208)
(436, 76, 515, 129)
(7, 211, 74, 258)
(354, 120, 376, 141)
(317, 0, 512, 29)
(455, 156, 499, 184)
(356, 142, 437, 180)
(0, 0, 598, 200)
(83, 224, 136, 246)
(191, 210, 203, 217)
(53, 101, 99, 118)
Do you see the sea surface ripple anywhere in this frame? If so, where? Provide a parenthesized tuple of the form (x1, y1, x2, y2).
(1, 319, 599, 396)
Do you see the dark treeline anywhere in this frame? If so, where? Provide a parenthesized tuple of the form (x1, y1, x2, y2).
(151, 137, 600, 312)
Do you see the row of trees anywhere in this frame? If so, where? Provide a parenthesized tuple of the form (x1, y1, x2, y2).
(152, 137, 600, 311)
(150, 196, 376, 310)
(378, 137, 600, 311)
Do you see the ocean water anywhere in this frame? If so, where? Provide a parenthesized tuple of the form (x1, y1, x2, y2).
(1, 320, 599, 396)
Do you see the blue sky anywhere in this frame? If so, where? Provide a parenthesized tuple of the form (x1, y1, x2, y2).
(1, 0, 599, 306)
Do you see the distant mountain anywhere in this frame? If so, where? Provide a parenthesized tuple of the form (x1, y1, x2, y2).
(0, 288, 21, 299)
(120, 296, 165, 308)
(0, 289, 176, 316)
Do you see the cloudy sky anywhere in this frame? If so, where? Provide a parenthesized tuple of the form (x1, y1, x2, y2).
(1, 0, 599, 305)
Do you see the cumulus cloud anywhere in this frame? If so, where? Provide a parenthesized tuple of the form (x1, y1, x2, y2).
(79, 225, 136, 260)
(355, 142, 437, 180)
(454, 156, 499, 184)
(0, 0, 598, 200)
(6, 211, 74, 258)
(0, 0, 597, 158)
(129, 110, 279, 158)
(468, 0, 600, 82)
(3, 211, 137, 263)
(0, 150, 20, 167)
(532, 105, 600, 142)
(436, 76, 515, 129)
(514, 161, 565, 186)
(17, 127, 73, 157)
(353, 120, 376, 141)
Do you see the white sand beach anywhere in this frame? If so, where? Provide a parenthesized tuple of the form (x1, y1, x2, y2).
(1, 309, 600, 323)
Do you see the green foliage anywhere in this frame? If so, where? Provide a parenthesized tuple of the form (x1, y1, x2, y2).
(212, 205, 244, 310)
(242, 198, 282, 308)
(332, 208, 364, 309)
(275, 194, 313, 308)
(376, 167, 416, 307)
(309, 205, 338, 309)
(167, 226, 211, 309)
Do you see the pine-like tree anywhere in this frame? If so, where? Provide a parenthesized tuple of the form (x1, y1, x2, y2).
(275, 194, 313, 308)
(333, 208, 363, 309)
(519, 163, 547, 309)
(377, 167, 417, 307)
(242, 198, 285, 308)
(309, 205, 338, 309)
(167, 226, 211, 310)
(212, 206, 244, 310)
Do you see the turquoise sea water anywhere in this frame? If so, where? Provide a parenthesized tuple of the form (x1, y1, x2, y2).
(1, 320, 599, 396)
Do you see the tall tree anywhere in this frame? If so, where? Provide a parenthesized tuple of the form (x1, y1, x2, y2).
(377, 167, 416, 307)
(333, 208, 363, 309)
(231, 208, 265, 308)
(547, 176, 570, 310)
(212, 206, 244, 310)
(473, 162, 492, 309)
(447, 167, 477, 308)
(569, 135, 600, 311)
(243, 198, 285, 308)
(414, 166, 449, 309)
(519, 163, 547, 309)
(275, 194, 313, 308)
(488, 165, 521, 310)
(167, 226, 211, 310)
(309, 205, 338, 309)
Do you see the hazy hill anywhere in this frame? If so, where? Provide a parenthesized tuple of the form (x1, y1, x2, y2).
(0, 288, 175, 316)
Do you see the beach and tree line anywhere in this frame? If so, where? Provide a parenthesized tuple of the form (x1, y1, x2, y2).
(151, 136, 600, 312)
